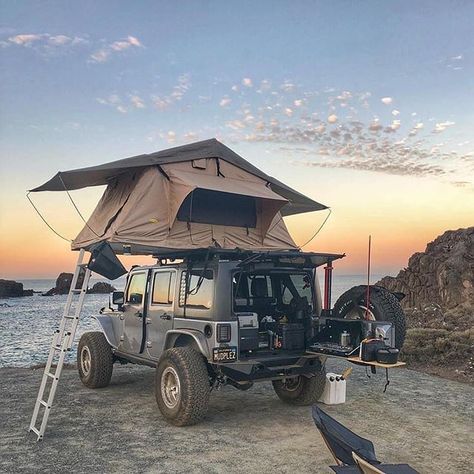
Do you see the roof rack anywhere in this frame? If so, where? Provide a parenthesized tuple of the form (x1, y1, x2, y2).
(152, 247, 345, 268)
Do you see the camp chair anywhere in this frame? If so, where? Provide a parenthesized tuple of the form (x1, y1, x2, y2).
(311, 406, 380, 467)
(312, 407, 420, 474)
(352, 452, 385, 474)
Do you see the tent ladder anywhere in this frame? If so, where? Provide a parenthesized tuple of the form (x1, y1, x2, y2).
(29, 249, 91, 441)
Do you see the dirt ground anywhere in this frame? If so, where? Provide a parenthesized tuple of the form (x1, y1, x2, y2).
(1, 360, 473, 474)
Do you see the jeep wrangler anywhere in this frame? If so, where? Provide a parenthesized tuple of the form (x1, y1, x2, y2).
(77, 249, 405, 426)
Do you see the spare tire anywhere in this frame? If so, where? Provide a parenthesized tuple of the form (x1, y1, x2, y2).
(332, 285, 406, 349)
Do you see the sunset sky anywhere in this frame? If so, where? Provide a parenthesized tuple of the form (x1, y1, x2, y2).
(1, 1, 473, 279)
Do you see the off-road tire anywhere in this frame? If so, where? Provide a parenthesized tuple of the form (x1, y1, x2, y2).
(77, 331, 113, 388)
(332, 285, 406, 349)
(155, 347, 210, 426)
(272, 365, 326, 406)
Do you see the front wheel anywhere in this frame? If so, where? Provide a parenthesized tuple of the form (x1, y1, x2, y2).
(155, 347, 211, 426)
(77, 332, 113, 388)
(272, 366, 326, 406)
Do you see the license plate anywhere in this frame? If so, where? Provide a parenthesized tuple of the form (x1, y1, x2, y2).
(213, 347, 237, 363)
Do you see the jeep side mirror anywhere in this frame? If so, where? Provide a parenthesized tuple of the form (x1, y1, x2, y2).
(112, 291, 124, 305)
(129, 293, 143, 305)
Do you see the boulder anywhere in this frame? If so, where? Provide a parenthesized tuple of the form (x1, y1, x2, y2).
(43, 271, 85, 296)
(88, 282, 116, 294)
(43, 272, 115, 296)
(377, 227, 474, 312)
(0, 279, 34, 297)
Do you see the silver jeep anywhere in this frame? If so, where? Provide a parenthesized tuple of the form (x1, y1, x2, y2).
(77, 249, 405, 426)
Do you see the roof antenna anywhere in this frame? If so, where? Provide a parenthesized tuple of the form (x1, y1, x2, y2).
(365, 235, 372, 320)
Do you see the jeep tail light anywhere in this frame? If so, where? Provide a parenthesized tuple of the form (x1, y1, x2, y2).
(216, 324, 231, 343)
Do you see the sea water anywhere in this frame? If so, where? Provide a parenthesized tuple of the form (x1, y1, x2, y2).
(0, 275, 383, 367)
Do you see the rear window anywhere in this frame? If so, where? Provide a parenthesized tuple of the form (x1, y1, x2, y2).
(179, 270, 214, 310)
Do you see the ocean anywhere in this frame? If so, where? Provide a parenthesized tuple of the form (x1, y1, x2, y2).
(0, 274, 384, 367)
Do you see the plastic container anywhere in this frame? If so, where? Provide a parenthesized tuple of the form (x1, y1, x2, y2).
(318, 372, 346, 405)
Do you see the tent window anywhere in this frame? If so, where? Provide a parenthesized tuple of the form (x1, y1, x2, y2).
(177, 189, 257, 228)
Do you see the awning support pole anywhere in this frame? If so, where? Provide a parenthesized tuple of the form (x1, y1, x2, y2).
(323, 261, 333, 311)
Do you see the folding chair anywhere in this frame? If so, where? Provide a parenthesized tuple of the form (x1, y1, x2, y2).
(312, 407, 419, 474)
(311, 406, 380, 467)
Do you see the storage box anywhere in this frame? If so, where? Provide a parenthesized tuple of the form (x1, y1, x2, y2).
(240, 328, 259, 351)
(318, 372, 346, 405)
(282, 323, 305, 350)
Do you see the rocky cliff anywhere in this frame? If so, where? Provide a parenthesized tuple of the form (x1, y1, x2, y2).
(377, 227, 474, 383)
(377, 227, 474, 311)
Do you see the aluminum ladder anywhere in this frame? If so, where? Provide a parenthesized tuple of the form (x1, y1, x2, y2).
(29, 249, 91, 441)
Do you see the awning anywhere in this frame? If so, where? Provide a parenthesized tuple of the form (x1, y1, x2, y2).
(29, 138, 327, 217)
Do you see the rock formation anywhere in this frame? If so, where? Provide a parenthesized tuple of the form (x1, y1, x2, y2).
(43, 272, 85, 296)
(377, 227, 474, 383)
(377, 227, 474, 311)
(43, 272, 115, 295)
(0, 279, 34, 297)
(88, 282, 116, 294)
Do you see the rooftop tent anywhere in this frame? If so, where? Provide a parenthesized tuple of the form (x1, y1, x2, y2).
(30, 139, 328, 254)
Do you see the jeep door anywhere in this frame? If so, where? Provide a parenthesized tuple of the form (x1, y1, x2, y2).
(119, 270, 149, 354)
(146, 269, 176, 359)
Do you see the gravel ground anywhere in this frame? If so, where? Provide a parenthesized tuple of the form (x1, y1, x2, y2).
(1, 360, 473, 474)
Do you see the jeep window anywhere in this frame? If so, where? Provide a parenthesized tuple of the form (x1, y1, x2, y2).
(179, 270, 214, 310)
(234, 271, 313, 313)
(152, 271, 175, 305)
(126, 272, 147, 304)
(280, 273, 313, 308)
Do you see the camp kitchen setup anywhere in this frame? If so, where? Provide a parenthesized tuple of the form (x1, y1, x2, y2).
(27, 138, 406, 440)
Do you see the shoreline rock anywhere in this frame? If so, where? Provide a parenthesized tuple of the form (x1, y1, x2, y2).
(43, 272, 116, 296)
(0, 279, 34, 298)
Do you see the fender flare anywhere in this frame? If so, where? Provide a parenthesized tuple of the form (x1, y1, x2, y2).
(164, 329, 210, 359)
(93, 314, 120, 349)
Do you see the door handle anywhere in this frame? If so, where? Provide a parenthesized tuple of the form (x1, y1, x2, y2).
(160, 313, 171, 320)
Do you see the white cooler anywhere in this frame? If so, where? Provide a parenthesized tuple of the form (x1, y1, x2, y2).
(318, 372, 346, 405)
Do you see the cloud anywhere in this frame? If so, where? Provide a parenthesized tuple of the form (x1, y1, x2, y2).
(8, 34, 43, 45)
(294, 99, 304, 107)
(219, 97, 232, 107)
(298, 156, 446, 178)
(89, 35, 142, 63)
(130, 95, 145, 109)
(242, 78, 253, 87)
(392, 109, 400, 116)
(4, 33, 88, 54)
(381, 97, 393, 105)
(391, 119, 401, 131)
(433, 121, 455, 133)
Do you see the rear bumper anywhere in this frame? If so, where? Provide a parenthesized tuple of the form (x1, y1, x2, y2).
(215, 353, 325, 382)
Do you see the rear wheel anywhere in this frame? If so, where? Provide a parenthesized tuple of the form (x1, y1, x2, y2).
(272, 365, 326, 405)
(155, 347, 210, 426)
(332, 285, 406, 349)
(77, 332, 113, 388)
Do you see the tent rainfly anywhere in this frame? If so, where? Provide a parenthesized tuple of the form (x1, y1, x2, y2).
(30, 139, 327, 255)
